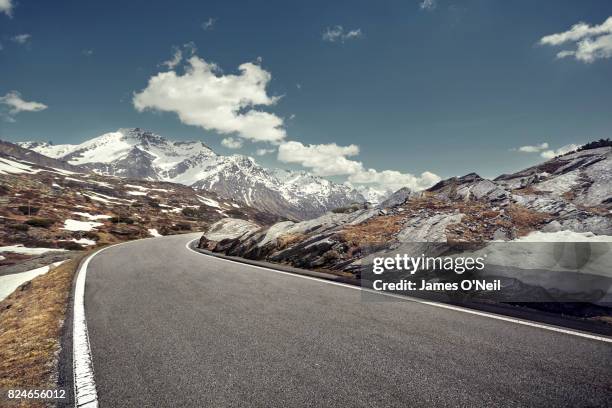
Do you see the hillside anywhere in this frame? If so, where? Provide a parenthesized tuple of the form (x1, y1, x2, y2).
(199, 143, 612, 287)
(0, 143, 280, 270)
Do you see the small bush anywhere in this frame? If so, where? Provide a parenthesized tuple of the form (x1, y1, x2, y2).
(9, 224, 30, 231)
(578, 138, 612, 152)
(25, 218, 55, 228)
(172, 222, 192, 231)
(84, 231, 100, 240)
(18, 206, 40, 215)
(181, 207, 199, 218)
(58, 241, 84, 250)
(110, 216, 134, 224)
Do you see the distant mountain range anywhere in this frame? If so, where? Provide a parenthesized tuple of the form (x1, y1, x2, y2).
(19, 128, 392, 220)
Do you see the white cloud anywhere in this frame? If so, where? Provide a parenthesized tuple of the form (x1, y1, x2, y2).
(82, 49, 94, 56)
(133, 55, 286, 143)
(0, 0, 13, 17)
(277, 140, 440, 191)
(221, 137, 243, 149)
(514, 141, 578, 159)
(202, 17, 216, 30)
(540, 17, 612, 63)
(348, 169, 441, 192)
(515, 142, 549, 153)
(540, 144, 579, 159)
(161, 48, 182, 69)
(12, 33, 31, 44)
(420, 0, 436, 11)
(322, 26, 363, 43)
(278, 141, 362, 176)
(0, 91, 48, 121)
(256, 148, 275, 156)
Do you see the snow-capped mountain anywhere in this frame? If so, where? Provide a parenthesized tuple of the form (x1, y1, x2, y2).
(19, 128, 370, 219)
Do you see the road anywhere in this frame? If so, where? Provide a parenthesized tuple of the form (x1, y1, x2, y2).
(80, 233, 612, 407)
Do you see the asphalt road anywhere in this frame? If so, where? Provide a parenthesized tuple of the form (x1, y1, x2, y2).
(82, 233, 612, 407)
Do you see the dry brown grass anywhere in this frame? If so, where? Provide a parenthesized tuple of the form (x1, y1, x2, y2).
(276, 233, 307, 250)
(0, 253, 88, 406)
(500, 205, 551, 237)
(339, 215, 404, 247)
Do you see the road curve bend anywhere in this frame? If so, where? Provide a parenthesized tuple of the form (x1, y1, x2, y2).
(78, 233, 612, 407)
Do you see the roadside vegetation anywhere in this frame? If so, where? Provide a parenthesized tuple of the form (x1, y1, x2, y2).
(0, 254, 87, 407)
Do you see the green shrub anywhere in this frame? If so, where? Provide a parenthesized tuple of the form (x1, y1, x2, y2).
(9, 223, 30, 231)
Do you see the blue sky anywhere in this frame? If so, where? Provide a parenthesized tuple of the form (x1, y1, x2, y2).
(1, 0, 611, 186)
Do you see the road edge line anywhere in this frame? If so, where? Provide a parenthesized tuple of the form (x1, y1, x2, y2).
(185, 239, 612, 344)
(72, 246, 111, 408)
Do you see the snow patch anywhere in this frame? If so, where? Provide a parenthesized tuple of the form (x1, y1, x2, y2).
(72, 211, 112, 220)
(62, 219, 103, 232)
(148, 228, 162, 237)
(0, 245, 66, 255)
(0, 157, 40, 175)
(514, 230, 612, 243)
(0, 261, 66, 301)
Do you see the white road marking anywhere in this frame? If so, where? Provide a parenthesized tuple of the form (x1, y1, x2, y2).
(73, 245, 119, 408)
(185, 239, 612, 344)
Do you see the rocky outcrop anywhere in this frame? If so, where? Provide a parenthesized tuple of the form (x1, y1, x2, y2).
(200, 142, 612, 276)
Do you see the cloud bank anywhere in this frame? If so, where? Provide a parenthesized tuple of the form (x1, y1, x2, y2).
(540, 17, 612, 63)
(514, 142, 579, 159)
(133, 55, 286, 143)
(0, 0, 13, 17)
(278, 140, 440, 191)
(135, 51, 441, 191)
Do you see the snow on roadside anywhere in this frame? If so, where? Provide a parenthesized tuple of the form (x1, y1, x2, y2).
(0, 261, 66, 301)
(62, 219, 103, 232)
(148, 228, 162, 237)
(514, 230, 612, 242)
(0, 245, 67, 255)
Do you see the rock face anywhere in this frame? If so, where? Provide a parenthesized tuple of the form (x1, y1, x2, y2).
(19, 128, 369, 220)
(200, 143, 612, 276)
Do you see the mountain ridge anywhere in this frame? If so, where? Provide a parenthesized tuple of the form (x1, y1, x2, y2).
(18, 128, 378, 220)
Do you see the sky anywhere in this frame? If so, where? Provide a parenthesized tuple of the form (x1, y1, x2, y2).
(1, 0, 611, 190)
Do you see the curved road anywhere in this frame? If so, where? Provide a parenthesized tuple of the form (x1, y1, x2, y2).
(80, 233, 612, 407)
